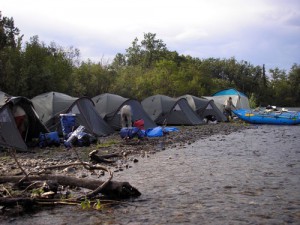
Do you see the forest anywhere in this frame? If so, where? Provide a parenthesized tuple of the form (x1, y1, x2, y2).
(1, 13, 299, 107)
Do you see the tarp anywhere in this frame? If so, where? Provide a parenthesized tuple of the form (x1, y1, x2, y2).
(92, 93, 157, 130)
(180, 94, 227, 122)
(146, 126, 179, 137)
(141, 94, 204, 126)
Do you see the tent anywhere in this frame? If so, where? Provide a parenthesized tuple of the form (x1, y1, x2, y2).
(204, 88, 250, 111)
(92, 93, 157, 130)
(32, 92, 113, 136)
(0, 91, 11, 104)
(141, 94, 204, 125)
(0, 97, 49, 151)
(31, 92, 78, 128)
(65, 97, 114, 136)
(180, 94, 227, 122)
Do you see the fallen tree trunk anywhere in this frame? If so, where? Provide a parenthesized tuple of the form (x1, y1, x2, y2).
(89, 150, 118, 164)
(97, 152, 120, 159)
(0, 197, 36, 209)
(0, 175, 141, 199)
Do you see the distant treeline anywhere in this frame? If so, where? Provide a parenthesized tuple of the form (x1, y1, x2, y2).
(1, 13, 299, 107)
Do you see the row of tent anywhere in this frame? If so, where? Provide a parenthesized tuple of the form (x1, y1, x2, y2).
(0, 89, 250, 151)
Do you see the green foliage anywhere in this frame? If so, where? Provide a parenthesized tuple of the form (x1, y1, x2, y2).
(1, 13, 299, 106)
(80, 198, 91, 210)
(94, 199, 102, 210)
(80, 198, 102, 210)
(0, 12, 23, 95)
(248, 93, 257, 108)
(287, 64, 300, 106)
(96, 139, 119, 148)
(31, 188, 44, 197)
(72, 60, 115, 97)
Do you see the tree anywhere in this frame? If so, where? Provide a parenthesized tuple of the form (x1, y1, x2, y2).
(287, 64, 300, 106)
(121, 33, 168, 69)
(0, 12, 21, 50)
(21, 36, 76, 97)
(111, 53, 126, 70)
(72, 60, 116, 97)
(125, 37, 141, 66)
(0, 12, 23, 94)
(140, 33, 167, 68)
(268, 67, 292, 106)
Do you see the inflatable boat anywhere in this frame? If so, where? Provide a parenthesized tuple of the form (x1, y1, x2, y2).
(233, 109, 300, 125)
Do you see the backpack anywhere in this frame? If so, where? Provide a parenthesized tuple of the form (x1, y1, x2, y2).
(120, 127, 145, 139)
(39, 132, 60, 148)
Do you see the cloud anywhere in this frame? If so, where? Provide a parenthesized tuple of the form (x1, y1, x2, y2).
(1, 0, 299, 70)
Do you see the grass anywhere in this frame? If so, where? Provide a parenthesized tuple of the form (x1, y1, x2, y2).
(96, 139, 120, 148)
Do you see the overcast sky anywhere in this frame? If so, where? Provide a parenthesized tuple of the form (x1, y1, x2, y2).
(1, 0, 300, 72)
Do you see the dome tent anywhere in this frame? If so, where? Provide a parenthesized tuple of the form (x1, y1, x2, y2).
(0, 96, 49, 151)
(180, 94, 227, 122)
(141, 94, 204, 126)
(92, 93, 157, 130)
(32, 92, 113, 137)
(204, 88, 250, 112)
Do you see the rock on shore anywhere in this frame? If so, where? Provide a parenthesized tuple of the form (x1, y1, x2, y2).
(0, 122, 250, 177)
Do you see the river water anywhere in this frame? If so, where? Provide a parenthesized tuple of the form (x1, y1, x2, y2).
(3, 125, 300, 225)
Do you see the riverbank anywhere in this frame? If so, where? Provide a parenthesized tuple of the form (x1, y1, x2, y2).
(0, 121, 252, 222)
(0, 121, 250, 177)
(2, 123, 299, 224)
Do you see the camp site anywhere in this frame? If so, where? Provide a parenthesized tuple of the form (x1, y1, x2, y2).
(1, 7, 300, 224)
(1, 88, 300, 224)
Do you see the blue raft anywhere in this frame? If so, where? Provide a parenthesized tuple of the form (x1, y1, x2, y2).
(233, 109, 300, 125)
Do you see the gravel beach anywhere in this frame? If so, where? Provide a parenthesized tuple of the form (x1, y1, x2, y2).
(0, 122, 249, 177)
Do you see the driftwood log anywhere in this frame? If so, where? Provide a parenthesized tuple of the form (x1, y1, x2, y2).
(89, 150, 119, 164)
(0, 175, 141, 199)
(0, 197, 36, 209)
(0, 149, 141, 212)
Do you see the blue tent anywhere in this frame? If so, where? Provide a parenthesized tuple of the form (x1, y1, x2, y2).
(204, 88, 250, 110)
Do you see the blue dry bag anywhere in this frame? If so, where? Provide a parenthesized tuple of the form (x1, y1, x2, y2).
(120, 127, 145, 139)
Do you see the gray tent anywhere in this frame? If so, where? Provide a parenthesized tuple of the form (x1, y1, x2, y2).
(92, 93, 157, 130)
(180, 95, 227, 122)
(31, 92, 78, 128)
(65, 97, 114, 136)
(32, 92, 113, 136)
(0, 91, 11, 104)
(0, 97, 49, 151)
(141, 94, 204, 125)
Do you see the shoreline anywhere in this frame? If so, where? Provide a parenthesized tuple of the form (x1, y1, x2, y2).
(0, 122, 251, 177)
(0, 121, 251, 219)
